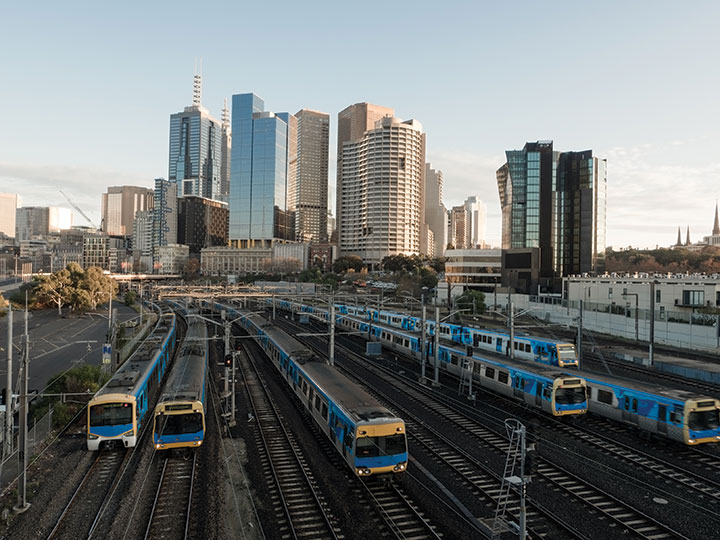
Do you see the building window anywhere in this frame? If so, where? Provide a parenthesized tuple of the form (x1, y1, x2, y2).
(659, 306, 665, 320)
(608, 287, 613, 299)
(656, 289, 661, 303)
(682, 290, 704, 306)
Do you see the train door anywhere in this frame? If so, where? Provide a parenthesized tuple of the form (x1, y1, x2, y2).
(657, 404, 668, 435)
(496, 338, 503, 354)
(535, 382, 543, 407)
(513, 375, 523, 398)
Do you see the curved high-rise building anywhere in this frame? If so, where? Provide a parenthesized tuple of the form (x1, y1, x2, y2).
(339, 115, 426, 266)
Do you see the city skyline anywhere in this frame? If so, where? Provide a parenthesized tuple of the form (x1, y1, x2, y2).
(1, 2, 719, 249)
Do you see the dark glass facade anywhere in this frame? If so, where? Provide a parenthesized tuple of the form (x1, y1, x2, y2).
(229, 94, 295, 247)
(178, 196, 229, 256)
(498, 141, 606, 282)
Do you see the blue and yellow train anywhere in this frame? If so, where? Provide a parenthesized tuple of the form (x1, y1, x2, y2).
(152, 313, 208, 450)
(279, 299, 720, 445)
(277, 300, 578, 368)
(87, 304, 177, 450)
(210, 301, 409, 477)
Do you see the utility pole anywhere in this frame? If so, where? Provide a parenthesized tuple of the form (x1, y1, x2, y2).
(508, 294, 515, 359)
(229, 351, 237, 428)
(329, 298, 335, 366)
(14, 299, 30, 513)
(272, 294, 276, 320)
(433, 306, 440, 386)
(577, 300, 583, 369)
(649, 281, 656, 367)
(222, 310, 230, 398)
(4, 308, 13, 459)
(420, 304, 427, 382)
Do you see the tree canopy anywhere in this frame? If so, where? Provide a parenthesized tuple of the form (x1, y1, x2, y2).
(605, 246, 720, 274)
(32, 264, 118, 314)
(455, 289, 487, 315)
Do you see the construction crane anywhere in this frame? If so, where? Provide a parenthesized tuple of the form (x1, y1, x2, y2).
(60, 190, 99, 230)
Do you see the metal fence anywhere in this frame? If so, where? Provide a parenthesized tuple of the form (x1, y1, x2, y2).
(0, 407, 53, 494)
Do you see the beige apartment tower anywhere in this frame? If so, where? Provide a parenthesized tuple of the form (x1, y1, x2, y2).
(336, 102, 394, 242)
(293, 109, 330, 243)
(339, 116, 426, 266)
(101, 186, 154, 237)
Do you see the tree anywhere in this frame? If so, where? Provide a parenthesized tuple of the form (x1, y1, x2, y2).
(183, 258, 201, 279)
(455, 289, 486, 315)
(124, 290, 137, 306)
(78, 266, 118, 311)
(332, 256, 365, 273)
(34, 269, 72, 315)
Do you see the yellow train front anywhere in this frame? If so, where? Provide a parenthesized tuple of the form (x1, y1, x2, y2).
(153, 400, 206, 450)
(153, 314, 208, 450)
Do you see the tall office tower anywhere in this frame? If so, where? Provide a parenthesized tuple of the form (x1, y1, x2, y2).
(555, 151, 607, 274)
(228, 93, 297, 248)
(424, 164, 448, 257)
(178, 196, 229, 256)
(16, 207, 73, 241)
(464, 196, 486, 248)
(449, 205, 468, 249)
(101, 186, 154, 236)
(0, 193, 20, 237)
(294, 109, 330, 243)
(152, 178, 178, 267)
(339, 116, 426, 266)
(132, 210, 154, 271)
(219, 98, 232, 203)
(497, 141, 607, 278)
(336, 102, 394, 243)
(168, 73, 223, 200)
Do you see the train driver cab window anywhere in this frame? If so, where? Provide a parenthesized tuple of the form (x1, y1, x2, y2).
(669, 409, 682, 424)
(344, 431, 354, 450)
(543, 385, 552, 399)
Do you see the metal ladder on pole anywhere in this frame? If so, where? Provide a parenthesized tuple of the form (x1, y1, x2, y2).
(492, 419, 525, 539)
(458, 358, 473, 396)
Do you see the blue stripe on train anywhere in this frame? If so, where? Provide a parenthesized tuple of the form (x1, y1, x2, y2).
(91, 423, 132, 438)
(154, 430, 204, 445)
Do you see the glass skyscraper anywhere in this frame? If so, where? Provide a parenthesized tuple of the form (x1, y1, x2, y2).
(229, 93, 296, 248)
(168, 104, 222, 200)
(497, 141, 606, 279)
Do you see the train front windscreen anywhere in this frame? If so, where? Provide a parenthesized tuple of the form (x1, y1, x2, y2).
(155, 412, 203, 436)
(89, 402, 133, 427)
(355, 433, 407, 457)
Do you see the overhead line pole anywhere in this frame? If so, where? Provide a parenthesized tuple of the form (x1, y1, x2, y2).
(4, 308, 13, 459)
(14, 297, 30, 513)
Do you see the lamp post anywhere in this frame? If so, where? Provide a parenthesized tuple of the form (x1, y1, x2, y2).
(649, 280, 658, 366)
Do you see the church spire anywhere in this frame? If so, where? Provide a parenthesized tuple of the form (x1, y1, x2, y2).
(713, 201, 720, 236)
(685, 225, 691, 246)
(676, 226, 682, 246)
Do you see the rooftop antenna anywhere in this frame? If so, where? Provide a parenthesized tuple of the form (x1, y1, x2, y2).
(222, 97, 230, 129)
(192, 56, 202, 107)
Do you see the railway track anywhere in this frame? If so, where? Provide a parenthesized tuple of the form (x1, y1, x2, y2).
(359, 480, 442, 539)
(143, 453, 197, 540)
(46, 450, 127, 540)
(284, 318, 690, 540)
(237, 344, 343, 540)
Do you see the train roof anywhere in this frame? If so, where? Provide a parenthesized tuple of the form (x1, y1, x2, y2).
(576, 368, 716, 403)
(240, 310, 400, 425)
(157, 315, 207, 404)
(94, 307, 176, 399)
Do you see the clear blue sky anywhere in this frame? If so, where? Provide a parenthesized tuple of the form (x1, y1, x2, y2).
(1, 1, 719, 249)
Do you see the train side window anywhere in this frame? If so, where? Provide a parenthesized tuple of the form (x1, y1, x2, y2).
(485, 366, 495, 379)
(623, 396, 630, 410)
(631, 398, 638, 412)
(597, 390, 613, 405)
(543, 386, 552, 399)
(321, 402, 328, 420)
(526, 344, 531, 352)
(498, 371, 508, 384)
(670, 409, 682, 424)
(309, 387, 315, 401)
(658, 404, 667, 422)
(314, 395, 321, 411)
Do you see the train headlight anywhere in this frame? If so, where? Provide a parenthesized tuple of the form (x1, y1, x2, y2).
(393, 463, 406, 472)
(123, 430, 134, 437)
(88, 434, 99, 440)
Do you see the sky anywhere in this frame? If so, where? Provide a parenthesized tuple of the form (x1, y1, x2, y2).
(1, 1, 719, 249)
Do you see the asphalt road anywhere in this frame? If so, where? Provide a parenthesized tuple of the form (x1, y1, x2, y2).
(0, 303, 137, 394)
